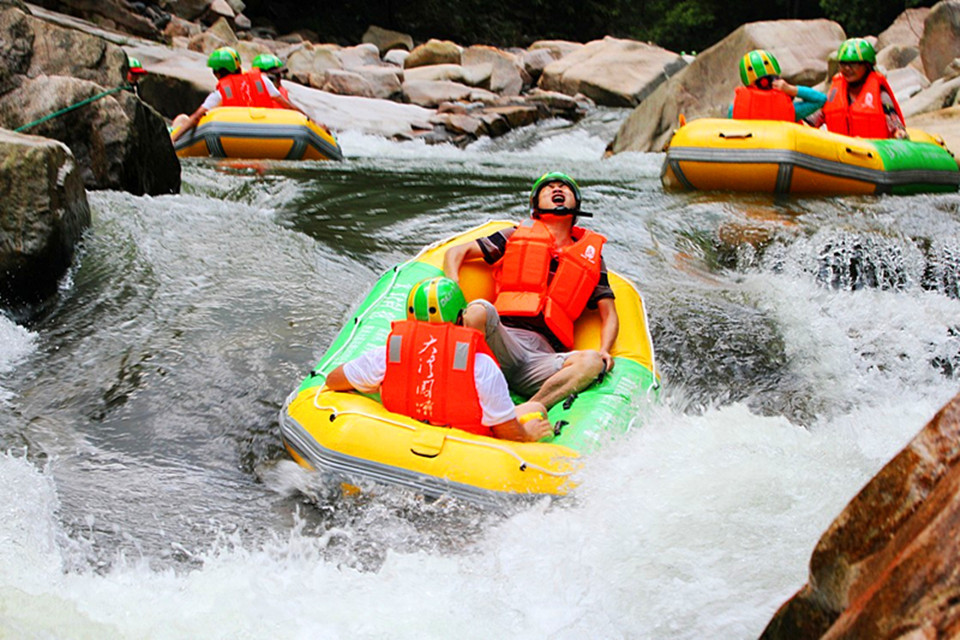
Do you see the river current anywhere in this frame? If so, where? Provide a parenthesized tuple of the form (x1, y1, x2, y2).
(2, 110, 959, 638)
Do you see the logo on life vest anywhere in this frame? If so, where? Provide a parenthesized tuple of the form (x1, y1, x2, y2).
(864, 92, 874, 108)
(414, 336, 439, 414)
(582, 245, 597, 262)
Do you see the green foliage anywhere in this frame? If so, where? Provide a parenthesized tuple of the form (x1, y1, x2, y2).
(240, 0, 939, 53)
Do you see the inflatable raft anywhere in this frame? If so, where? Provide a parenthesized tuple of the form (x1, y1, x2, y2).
(661, 118, 959, 195)
(172, 106, 342, 161)
(279, 221, 660, 507)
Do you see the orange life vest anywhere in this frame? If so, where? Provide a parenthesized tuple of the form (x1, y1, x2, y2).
(731, 86, 796, 121)
(823, 71, 904, 139)
(494, 219, 606, 349)
(380, 320, 495, 437)
(216, 69, 275, 108)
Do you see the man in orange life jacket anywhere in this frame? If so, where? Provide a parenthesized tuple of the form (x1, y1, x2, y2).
(171, 47, 311, 143)
(442, 172, 618, 409)
(807, 38, 908, 140)
(731, 49, 825, 122)
(325, 277, 553, 442)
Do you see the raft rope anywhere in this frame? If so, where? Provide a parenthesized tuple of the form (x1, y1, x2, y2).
(311, 388, 575, 478)
(14, 85, 129, 133)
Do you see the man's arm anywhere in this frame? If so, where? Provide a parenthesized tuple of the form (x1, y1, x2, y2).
(324, 364, 355, 391)
(490, 401, 552, 442)
(597, 297, 619, 372)
(170, 105, 207, 143)
(442, 240, 484, 283)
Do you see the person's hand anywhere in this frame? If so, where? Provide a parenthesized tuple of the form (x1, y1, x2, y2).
(520, 415, 553, 441)
(894, 128, 909, 140)
(599, 350, 615, 373)
(771, 78, 797, 97)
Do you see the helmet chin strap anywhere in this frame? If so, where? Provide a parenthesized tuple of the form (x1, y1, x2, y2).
(534, 206, 592, 218)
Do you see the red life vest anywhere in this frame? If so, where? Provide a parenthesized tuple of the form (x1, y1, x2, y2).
(216, 69, 275, 108)
(494, 219, 606, 350)
(731, 86, 796, 121)
(823, 71, 904, 139)
(380, 320, 495, 437)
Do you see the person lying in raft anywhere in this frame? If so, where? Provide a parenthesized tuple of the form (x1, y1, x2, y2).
(325, 277, 553, 443)
(730, 49, 826, 122)
(171, 47, 322, 143)
(442, 172, 618, 409)
(806, 38, 908, 140)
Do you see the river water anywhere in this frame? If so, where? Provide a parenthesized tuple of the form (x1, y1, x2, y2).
(2, 110, 959, 638)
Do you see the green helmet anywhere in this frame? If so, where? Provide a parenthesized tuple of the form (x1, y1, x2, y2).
(406, 277, 467, 323)
(837, 38, 876, 65)
(739, 50, 781, 86)
(207, 47, 241, 73)
(127, 57, 147, 75)
(530, 171, 581, 214)
(252, 53, 284, 72)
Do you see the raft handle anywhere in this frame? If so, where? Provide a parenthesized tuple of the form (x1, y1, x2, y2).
(844, 147, 874, 159)
(719, 132, 753, 139)
(553, 420, 568, 437)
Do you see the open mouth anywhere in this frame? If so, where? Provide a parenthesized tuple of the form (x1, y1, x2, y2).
(551, 192, 566, 204)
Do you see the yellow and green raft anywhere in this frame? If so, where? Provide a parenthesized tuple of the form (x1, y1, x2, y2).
(172, 106, 342, 161)
(279, 220, 660, 507)
(662, 118, 959, 195)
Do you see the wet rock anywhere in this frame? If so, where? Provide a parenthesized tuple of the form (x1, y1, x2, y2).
(761, 391, 960, 640)
(0, 129, 90, 309)
(0, 75, 180, 194)
(0, 4, 179, 194)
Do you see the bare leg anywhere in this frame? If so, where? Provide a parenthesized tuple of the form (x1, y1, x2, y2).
(529, 349, 605, 408)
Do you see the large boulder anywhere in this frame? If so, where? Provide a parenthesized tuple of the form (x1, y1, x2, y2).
(907, 104, 960, 155)
(760, 391, 960, 639)
(0, 129, 89, 309)
(538, 36, 685, 107)
(0, 3, 179, 194)
(877, 7, 931, 51)
(0, 76, 180, 194)
(285, 44, 341, 87)
(609, 19, 844, 153)
(920, 0, 960, 81)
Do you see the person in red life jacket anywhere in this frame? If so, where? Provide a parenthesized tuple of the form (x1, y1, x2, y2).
(252, 54, 291, 107)
(730, 49, 826, 122)
(325, 277, 553, 442)
(806, 38, 908, 140)
(442, 172, 619, 410)
(171, 47, 311, 143)
(125, 57, 148, 98)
